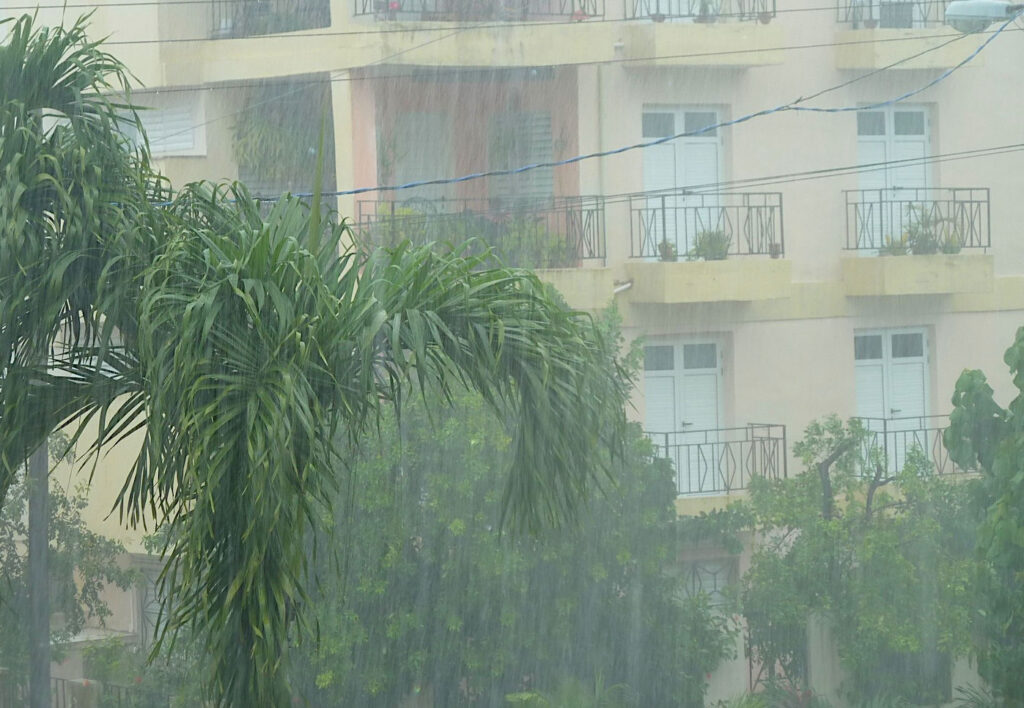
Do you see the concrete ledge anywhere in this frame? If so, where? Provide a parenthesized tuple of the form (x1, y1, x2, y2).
(675, 493, 745, 516)
(841, 254, 994, 297)
(625, 259, 792, 303)
(834, 28, 981, 70)
(535, 267, 615, 311)
(622, 21, 785, 67)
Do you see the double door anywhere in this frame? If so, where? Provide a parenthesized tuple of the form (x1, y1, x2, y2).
(856, 107, 929, 251)
(640, 108, 721, 258)
(643, 341, 723, 494)
(854, 329, 930, 472)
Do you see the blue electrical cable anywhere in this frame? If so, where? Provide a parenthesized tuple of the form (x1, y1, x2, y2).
(253, 11, 1020, 202)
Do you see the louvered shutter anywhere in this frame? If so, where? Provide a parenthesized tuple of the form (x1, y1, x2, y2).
(489, 111, 553, 202)
(391, 112, 453, 202)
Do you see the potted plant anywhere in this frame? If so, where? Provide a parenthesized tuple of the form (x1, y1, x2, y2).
(768, 241, 783, 259)
(688, 230, 731, 261)
(658, 238, 678, 262)
(905, 204, 959, 256)
(879, 234, 909, 256)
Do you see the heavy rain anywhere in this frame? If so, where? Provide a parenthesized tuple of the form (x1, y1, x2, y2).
(1, 0, 1023, 705)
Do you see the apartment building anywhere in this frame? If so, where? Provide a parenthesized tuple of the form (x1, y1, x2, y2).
(17, 0, 1024, 699)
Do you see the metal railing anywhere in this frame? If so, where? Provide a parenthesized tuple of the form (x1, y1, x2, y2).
(853, 415, 973, 476)
(356, 196, 606, 268)
(645, 424, 787, 496)
(837, 0, 946, 27)
(354, 0, 603, 20)
(210, 0, 330, 38)
(627, 0, 774, 21)
(628, 191, 784, 259)
(843, 188, 990, 252)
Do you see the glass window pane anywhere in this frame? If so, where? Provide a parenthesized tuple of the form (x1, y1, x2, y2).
(644, 345, 674, 371)
(685, 111, 718, 136)
(892, 333, 924, 358)
(857, 111, 886, 136)
(683, 343, 717, 369)
(855, 335, 883, 360)
(642, 113, 674, 138)
(894, 111, 925, 136)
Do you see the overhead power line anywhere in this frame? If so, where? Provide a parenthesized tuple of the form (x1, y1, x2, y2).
(264, 12, 1015, 200)
(5, 0, 974, 43)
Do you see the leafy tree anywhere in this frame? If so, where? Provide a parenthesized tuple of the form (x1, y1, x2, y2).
(944, 326, 1024, 703)
(741, 416, 975, 704)
(0, 15, 630, 705)
(0, 440, 135, 684)
(294, 385, 736, 707)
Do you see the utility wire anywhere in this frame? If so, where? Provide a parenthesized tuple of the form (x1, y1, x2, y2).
(144, 19, 978, 149)
(268, 11, 1018, 200)
(588, 142, 1024, 204)
(10, 0, 969, 42)
(101, 14, 992, 45)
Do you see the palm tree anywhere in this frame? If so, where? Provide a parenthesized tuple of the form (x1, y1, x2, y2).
(0, 15, 630, 706)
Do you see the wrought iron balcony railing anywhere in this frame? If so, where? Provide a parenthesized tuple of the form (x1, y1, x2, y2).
(628, 191, 784, 260)
(627, 0, 775, 21)
(210, 0, 330, 38)
(354, 0, 602, 20)
(844, 188, 990, 252)
(836, 0, 945, 27)
(355, 196, 606, 268)
(645, 424, 787, 496)
(853, 415, 973, 476)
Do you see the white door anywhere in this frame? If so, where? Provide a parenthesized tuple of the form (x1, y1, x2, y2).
(641, 108, 721, 259)
(856, 107, 929, 251)
(643, 341, 723, 495)
(854, 329, 930, 472)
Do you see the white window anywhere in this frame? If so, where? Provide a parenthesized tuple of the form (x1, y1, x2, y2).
(124, 93, 206, 158)
(640, 107, 721, 258)
(644, 340, 724, 495)
(855, 328, 930, 471)
(488, 111, 554, 203)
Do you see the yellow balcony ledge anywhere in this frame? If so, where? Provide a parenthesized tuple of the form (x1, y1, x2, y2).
(675, 493, 746, 516)
(834, 28, 981, 70)
(536, 267, 615, 311)
(624, 258, 792, 304)
(841, 254, 994, 297)
(621, 21, 784, 67)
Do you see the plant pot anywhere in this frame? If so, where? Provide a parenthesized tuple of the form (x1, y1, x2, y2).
(758, 11, 772, 23)
(864, 18, 878, 28)
(769, 243, 782, 259)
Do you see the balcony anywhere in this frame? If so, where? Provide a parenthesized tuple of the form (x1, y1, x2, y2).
(354, 0, 602, 20)
(626, 0, 775, 22)
(619, 0, 783, 68)
(834, 0, 970, 69)
(624, 191, 792, 303)
(646, 424, 788, 497)
(842, 188, 994, 297)
(355, 196, 606, 268)
(836, 0, 945, 28)
(853, 415, 973, 476)
(210, 0, 330, 38)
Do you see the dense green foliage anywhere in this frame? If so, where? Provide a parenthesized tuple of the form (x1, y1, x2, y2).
(945, 326, 1024, 703)
(0, 15, 631, 705)
(0, 442, 135, 682)
(741, 417, 976, 704)
(294, 391, 735, 707)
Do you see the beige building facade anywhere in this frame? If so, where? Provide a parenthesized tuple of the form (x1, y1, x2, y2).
(14, 0, 1024, 700)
